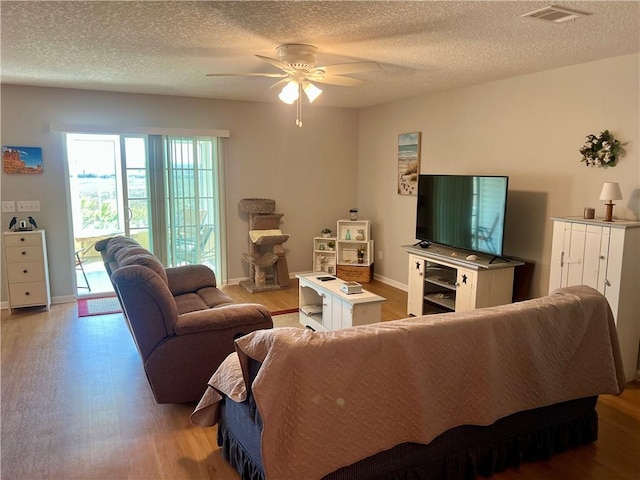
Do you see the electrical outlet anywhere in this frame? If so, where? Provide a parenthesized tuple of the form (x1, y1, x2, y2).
(16, 200, 40, 212)
(378, 250, 383, 260)
(2, 201, 15, 212)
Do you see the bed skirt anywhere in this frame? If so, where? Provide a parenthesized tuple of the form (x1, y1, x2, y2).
(217, 395, 598, 480)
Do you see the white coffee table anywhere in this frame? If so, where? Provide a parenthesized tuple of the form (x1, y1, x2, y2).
(296, 273, 386, 331)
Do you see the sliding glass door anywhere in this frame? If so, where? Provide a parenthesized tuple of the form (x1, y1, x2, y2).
(66, 133, 225, 296)
(164, 136, 222, 275)
(67, 134, 151, 295)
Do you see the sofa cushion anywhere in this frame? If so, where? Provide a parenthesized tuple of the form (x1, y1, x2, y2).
(105, 236, 143, 258)
(117, 252, 169, 285)
(174, 303, 272, 335)
(198, 287, 235, 308)
(166, 265, 217, 295)
(174, 293, 210, 315)
(114, 246, 150, 261)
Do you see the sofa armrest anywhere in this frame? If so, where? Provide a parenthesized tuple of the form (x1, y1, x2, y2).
(166, 264, 217, 295)
(174, 303, 272, 335)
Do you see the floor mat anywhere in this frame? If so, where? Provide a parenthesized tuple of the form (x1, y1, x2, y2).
(78, 296, 122, 317)
(272, 312, 302, 329)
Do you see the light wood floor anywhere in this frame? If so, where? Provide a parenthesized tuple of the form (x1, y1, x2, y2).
(1, 279, 638, 479)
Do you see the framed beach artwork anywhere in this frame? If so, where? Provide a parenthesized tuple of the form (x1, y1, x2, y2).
(397, 132, 420, 195)
(2, 146, 44, 174)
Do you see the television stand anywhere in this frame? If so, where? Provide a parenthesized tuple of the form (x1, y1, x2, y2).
(413, 240, 431, 249)
(488, 255, 510, 265)
(403, 244, 522, 316)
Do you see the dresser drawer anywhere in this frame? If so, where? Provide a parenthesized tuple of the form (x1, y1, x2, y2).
(5, 245, 44, 262)
(3, 233, 43, 247)
(6, 262, 45, 283)
(8, 282, 48, 307)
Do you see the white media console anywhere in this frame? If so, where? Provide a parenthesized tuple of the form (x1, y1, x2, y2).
(404, 244, 522, 316)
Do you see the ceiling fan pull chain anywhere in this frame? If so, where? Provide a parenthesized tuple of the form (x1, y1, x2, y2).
(296, 83, 303, 127)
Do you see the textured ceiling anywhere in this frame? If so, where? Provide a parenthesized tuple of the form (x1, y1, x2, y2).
(1, 1, 638, 108)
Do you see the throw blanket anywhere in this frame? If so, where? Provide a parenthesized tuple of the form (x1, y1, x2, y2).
(192, 286, 625, 479)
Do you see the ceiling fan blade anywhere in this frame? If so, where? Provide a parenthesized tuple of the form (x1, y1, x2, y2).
(206, 72, 287, 78)
(269, 78, 290, 90)
(312, 75, 365, 87)
(255, 54, 291, 71)
(314, 61, 380, 76)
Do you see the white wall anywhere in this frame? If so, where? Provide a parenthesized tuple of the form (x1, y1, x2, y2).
(359, 54, 639, 298)
(1, 85, 359, 303)
(2, 54, 638, 305)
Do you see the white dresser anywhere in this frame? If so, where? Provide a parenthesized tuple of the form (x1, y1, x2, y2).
(549, 217, 640, 382)
(3, 230, 51, 311)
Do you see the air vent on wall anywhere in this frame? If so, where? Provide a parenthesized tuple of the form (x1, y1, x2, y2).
(521, 5, 590, 23)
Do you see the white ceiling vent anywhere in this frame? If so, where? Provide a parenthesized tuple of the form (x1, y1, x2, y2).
(522, 5, 590, 23)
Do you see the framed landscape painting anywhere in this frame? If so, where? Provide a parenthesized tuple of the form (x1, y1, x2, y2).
(2, 146, 44, 174)
(397, 132, 420, 195)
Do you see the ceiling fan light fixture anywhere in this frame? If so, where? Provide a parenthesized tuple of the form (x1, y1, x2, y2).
(278, 81, 299, 104)
(303, 82, 322, 103)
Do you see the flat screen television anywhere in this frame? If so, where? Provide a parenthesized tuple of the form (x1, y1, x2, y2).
(415, 174, 509, 256)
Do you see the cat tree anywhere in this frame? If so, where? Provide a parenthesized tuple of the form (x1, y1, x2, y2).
(239, 198, 290, 293)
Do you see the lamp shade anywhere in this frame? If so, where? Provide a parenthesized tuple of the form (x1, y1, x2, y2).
(278, 81, 299, 104)
(303, 82, 322, 103)
(599, 182, 623, 201)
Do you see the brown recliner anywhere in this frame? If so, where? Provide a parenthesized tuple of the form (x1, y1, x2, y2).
(95, 236, 273, 403)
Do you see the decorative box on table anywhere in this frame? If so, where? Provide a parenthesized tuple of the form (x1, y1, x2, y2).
(337, 264, 373, 283)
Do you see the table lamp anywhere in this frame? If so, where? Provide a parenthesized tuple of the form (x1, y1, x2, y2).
(599, 182, 622, 222)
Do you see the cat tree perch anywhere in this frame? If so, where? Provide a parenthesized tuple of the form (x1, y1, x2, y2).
(239, 198, 290, 293)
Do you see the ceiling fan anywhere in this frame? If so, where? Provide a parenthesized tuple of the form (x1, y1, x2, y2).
(206, 44, 379, 126)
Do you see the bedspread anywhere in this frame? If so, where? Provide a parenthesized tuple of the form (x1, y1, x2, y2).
(192, 286, 625, 479)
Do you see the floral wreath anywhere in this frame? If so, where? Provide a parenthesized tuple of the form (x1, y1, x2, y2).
(579, 130, 625, 168)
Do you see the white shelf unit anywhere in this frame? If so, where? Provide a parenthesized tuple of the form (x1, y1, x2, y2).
(312, 236, 337, 273)
(404, 244, 520, 316)
(336, 240, 374, 266)
(336, 219, 373, 266)
(549, 216, 640, 382)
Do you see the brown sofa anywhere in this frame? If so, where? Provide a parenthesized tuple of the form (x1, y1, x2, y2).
(95, 236, 273, 404)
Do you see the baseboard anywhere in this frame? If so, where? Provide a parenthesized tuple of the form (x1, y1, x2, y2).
(373, 273, 407, 291)
(225, 270, 309, 287)
(228, 271, 408, 292)
(227, 271, 409, 292)
(53, 295, 77, 304)
(0, 295, 76, 311)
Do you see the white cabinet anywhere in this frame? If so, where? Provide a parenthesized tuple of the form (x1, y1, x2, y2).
(312, 236, 337, 274)
(549, 217, 640, 382)
(296, 273, 385, 331)
(3, 230, 51, 311)
(405, 244, 519, 316)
